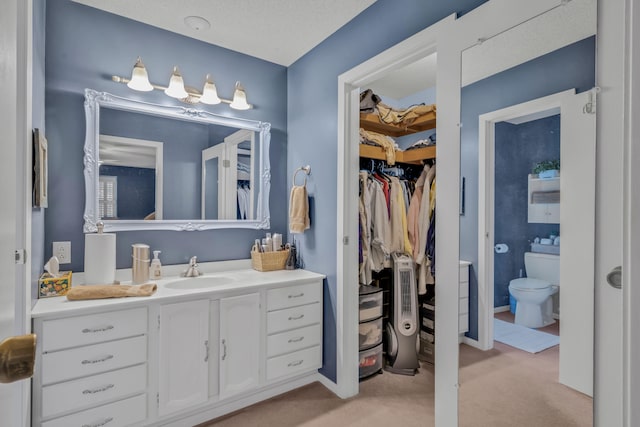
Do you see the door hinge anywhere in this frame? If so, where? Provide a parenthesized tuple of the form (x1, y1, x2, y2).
(157, 315, 160, 330)
(583, 87, 600, 114)
(14, 249, 26, 264)
(343, 236, 349, 245)
(223, 159, 231, 168)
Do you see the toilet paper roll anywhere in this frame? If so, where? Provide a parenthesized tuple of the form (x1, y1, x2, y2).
(84, 233, 116, 285)
(494, 243, 509, 254)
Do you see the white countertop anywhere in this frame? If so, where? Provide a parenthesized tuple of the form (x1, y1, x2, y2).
(32, 259, 325, 318)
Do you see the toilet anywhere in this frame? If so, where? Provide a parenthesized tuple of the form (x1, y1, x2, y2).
(508, 252, 559, 328)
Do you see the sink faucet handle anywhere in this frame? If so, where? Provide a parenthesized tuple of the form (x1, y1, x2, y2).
(189, 256, 198, 266)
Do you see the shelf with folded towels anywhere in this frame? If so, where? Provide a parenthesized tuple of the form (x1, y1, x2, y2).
(528, 174, 560, 223)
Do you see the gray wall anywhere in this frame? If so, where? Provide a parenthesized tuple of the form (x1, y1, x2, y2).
(493, 117, 560, 308)
(31, 0, 46, 304)
(44, 0, 288, 272)
(287, 0, 487, 381)
(460, 37, 595, 340)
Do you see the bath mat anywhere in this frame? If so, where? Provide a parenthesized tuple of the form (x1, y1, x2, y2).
(493, 318, 559, 353)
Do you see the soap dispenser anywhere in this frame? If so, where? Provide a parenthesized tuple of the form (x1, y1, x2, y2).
(149, 250, 162, 280)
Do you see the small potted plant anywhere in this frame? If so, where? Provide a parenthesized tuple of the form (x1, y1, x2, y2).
(532, 159, 560, 179)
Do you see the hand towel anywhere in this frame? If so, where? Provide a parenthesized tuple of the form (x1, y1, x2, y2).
(66, 283, 157, 300)
(289, 185, 310, 233)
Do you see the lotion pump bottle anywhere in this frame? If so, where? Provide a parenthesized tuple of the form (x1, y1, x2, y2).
(150, 250, 162, 280)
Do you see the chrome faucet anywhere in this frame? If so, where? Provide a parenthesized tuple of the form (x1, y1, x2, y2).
(182, 256, 202, 277)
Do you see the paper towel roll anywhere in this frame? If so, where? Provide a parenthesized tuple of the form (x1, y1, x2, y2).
(84, 233, 116, 285)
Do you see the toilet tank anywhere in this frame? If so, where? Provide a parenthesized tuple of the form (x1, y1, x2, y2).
(524, 252, 560, 285)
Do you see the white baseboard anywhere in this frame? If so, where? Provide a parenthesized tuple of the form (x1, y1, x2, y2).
(461, 336, 485, 349)
(316, 373, 341, 397)
(494, 305, 511, 313)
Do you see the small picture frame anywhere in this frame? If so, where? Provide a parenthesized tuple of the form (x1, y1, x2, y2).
(33, 128, 48, 208)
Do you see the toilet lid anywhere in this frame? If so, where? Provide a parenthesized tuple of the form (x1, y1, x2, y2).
(509, 278, 551, 290)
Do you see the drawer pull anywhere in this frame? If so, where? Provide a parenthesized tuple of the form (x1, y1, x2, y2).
(82, 417, 113, 427)
(82, 325, 114, 334)
(287, 359, 304, 367)
(288, 336, 304, 343)
(288, 292, 305, 299)
(288, 314, 305, 321)
(81, 355, 114, 365)
(82, 383, 114, 395)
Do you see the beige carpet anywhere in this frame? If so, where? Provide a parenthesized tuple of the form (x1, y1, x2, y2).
(200, 314, 591, 427)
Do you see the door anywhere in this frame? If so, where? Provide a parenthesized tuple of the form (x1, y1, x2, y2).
(1, 1, 31, 426)
(559, 90, 596, 395)
(219, 293, 260, 400)
(202, 144, 225, 220)
(158, 300, 210, 416)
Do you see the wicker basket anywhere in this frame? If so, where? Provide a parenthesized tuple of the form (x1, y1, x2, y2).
(251, 249, 290, 272)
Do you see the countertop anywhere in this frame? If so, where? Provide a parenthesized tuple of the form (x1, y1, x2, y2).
(32, 259, 325, 319)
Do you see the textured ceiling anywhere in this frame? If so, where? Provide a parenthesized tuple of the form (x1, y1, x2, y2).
(72, 0, 377, 66)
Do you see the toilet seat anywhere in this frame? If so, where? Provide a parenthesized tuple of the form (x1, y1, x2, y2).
(509, 277, 551, 291)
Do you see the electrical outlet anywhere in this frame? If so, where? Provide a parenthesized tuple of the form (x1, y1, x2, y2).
(52, 241, 71, 264)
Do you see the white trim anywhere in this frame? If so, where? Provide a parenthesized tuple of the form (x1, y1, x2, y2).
(316, 372, 340, 395)
(477, 89, 575, 352)
(624, 0, 640, 423)
(494, 305, 510, 313)
(336, 14, 454, 402)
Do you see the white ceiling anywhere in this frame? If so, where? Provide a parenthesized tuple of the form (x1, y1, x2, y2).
(72, 0, 377, 66)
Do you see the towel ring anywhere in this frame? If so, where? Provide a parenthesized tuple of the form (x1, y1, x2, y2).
(292, 165, 311, 186)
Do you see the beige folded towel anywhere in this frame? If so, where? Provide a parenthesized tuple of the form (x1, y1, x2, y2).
(289, 185, 310, 233)
(66, 284, 157, 301)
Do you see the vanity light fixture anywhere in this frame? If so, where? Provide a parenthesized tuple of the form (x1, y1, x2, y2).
(112, 57, 253, 110)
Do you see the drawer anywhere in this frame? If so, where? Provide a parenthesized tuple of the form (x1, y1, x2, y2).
(359, 343, 383, 379)
(267, 302, 321, 334)
(459, 297, 469, 315)
(266, 345, 321, 381)
(359, 289, 383, 322)
(419, 338, 434, 364)
(359, 317, 382, 351)
(42, 307, 147, 352)
(42, 393, 146, 427)
(459, 280, 469, 299)
(459, 313, 469, 334)
(42, 335, 147, 385)
(267, 324, 321, 358)
(42, 364, 146, 419)
(267, 282, 321, 311)
(420, 329, 434, 343)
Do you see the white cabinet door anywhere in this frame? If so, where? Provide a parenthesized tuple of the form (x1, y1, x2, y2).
(158, 300, 210, 416)
(219, 293, 260, 400)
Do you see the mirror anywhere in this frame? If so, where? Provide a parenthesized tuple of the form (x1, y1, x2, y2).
(83, 89, 271, 232)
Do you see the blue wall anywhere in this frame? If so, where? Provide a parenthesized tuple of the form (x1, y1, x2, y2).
(287, 0, 487, 382)
(44, 0, 288, 272)
(99, 165, 156, 220)
(460, 36, 595, 340)
(493, 117, 560, 308)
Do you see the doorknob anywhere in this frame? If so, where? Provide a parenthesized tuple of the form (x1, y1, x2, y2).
(0, 334, 36, 383)
(606, 266, 622, 289)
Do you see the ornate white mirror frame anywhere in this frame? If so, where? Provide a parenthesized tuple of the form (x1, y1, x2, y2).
(83, 88, 271, 232)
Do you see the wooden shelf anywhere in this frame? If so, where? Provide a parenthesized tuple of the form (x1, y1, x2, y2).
(360, 110, 436, 137)
(359, 144, 436, 164)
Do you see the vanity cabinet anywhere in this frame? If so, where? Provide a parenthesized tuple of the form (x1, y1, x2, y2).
(219, 293, 261, 399)
(158, 300, 210, 416)
(31, 268, 325, 427)
(32, 307, 148, 427)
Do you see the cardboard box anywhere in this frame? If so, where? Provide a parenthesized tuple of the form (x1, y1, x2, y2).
(38, 271, 72, 298)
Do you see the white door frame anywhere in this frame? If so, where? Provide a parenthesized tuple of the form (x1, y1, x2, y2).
(0, 0, 32, 426)
(476, 89, 596, 397)
(475, 89, 574, 352)
(335, 15, 453, 400)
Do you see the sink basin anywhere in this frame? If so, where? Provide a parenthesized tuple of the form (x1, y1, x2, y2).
(164, 275, 236, 290)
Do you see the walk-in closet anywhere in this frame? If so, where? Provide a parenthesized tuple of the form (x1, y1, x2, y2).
(356, 79, 440, 379)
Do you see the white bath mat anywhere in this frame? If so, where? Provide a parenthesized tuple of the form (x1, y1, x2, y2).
(493, 318, 560, 353)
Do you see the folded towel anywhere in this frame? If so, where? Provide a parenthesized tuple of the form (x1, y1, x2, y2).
(289, 185, 310, 234)
(66, 283, 157, 301)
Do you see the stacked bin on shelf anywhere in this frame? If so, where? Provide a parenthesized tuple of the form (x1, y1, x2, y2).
(419, 297, 435, 364)
(358, 285, 384, 379)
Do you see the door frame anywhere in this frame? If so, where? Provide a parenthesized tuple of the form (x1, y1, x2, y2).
(475, 89, 575, 352)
